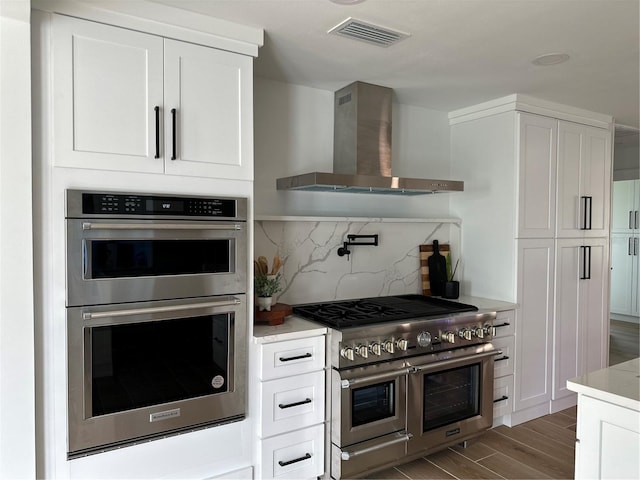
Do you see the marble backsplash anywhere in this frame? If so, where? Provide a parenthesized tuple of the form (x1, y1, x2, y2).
(254, 218, 460, 305)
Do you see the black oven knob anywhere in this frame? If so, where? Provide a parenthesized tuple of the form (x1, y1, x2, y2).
(355, 344, 369, 358)
(369, 342, 382, 356)
(395, 338, 409, 351)
(458, 328, 472, 341)
(441, 331, 456, 344)
(340, 347, 355, 361)
(417, 331, 432, 347)
(382, 340, 395, 354)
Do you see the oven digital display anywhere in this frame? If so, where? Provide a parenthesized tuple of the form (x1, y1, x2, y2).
(147, 199, 184, 213)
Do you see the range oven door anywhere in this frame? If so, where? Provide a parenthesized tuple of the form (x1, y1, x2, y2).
(406, 343, 498, 455)
(330, 360, 411, 479)
(66, 218, 247, 306)
(66, 295, 246, 457)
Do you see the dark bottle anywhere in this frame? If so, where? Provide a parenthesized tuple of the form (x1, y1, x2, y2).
(428, 240, 447, 296)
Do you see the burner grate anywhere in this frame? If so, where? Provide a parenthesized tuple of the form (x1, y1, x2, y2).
(292, 295, 478, 329)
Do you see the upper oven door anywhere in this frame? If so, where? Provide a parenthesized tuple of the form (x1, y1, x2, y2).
(66, 218, 247, 306)
(332, 360, 407, 448)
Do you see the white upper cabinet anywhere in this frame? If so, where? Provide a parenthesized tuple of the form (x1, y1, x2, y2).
(517, 113, 558, 238)
(556, 122, 611, 238)
(612, 179, 640, 233)
(53, 15, 164, 173)
(163, 40, 252, 179)
(52, 14, 253, 181)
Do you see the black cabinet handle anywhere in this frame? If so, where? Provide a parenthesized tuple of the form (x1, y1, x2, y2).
(630, 237, 634, 256)
(580, 245, 592, 280)
(154, 106, 160, 159)
(278, 398, 312, 409)
(493, 395, 509, 403)
(581, 196, 593, 230)
(495, 355, 510, 362)
(279, 352, 312, 362)
(630, 211, 635, 230)
(635, 211, 639, 229)
(171, 108, 177, 160)
(635, 237, 639, 256)
(494, 322, 511, 329)
(278, 453, 311, 467)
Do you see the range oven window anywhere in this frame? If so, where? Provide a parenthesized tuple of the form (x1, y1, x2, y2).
(422, 363, 480, 432)
(88, 239, 232, 279)
(89, 313, 230, 417)
(351, 381, 395, 427)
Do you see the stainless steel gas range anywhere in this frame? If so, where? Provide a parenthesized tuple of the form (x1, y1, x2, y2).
(292, 295, 498, 479)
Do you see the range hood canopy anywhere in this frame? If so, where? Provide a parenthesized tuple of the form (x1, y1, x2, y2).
(276, 81, 464, 195)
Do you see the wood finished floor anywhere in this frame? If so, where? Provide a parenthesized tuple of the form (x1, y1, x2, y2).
(609, 319, 640, 366)
(365, 408, 577, 480)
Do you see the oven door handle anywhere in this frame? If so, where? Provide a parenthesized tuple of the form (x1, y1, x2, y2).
(408, 346, 500, 373)
(340, 368, 410, 389)
(82, 222, 243, 231)
(82, 298, 241, 320)
(340, 432, 413, 461)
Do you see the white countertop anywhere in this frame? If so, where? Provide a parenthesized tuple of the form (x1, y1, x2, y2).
(567, 358, 640, 411)
(456, 295, 517, 313)
(253, 316, 327, 344)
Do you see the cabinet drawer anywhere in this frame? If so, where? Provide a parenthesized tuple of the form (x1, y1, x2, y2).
(493, 310, 515, 338)
(493, 375, 513, 419)
(260, 336, 325, 380)
(259, 424, 324, 480)
(259, 370, 325, 438)
(492, 336, 514, 378)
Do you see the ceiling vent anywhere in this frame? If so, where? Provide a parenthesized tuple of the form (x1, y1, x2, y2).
(328, 17, 409, 47)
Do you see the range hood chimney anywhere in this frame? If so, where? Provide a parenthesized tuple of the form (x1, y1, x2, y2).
(276, 81, 464, 195)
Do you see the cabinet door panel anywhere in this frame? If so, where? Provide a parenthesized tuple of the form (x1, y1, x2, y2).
(556, 122, 611, 238)
(53, 15, 163, 172)
(610, 234, 635, 315)
(517, 113, 557, 238)
(612, 180, 639, 233)
(164, 40, 253, 180)
(514, 239, 554, 411)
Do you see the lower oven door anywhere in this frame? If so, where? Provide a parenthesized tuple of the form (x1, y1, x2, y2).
(406, 343, 498, 455)
(66, 295, 246, 457)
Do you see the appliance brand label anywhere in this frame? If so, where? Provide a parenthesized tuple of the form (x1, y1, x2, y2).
(445, 427, 461, 437)
(211, 375, 225, 389)
(149, 408, 181, 423)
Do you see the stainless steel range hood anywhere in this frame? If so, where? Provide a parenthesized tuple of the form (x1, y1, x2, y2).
(276, 81, 464, 195)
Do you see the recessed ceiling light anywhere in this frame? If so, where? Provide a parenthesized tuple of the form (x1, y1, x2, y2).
(532, 53, 570, 66)
(329, 0, 367, 4)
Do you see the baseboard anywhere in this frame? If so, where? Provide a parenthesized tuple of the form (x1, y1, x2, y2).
(509, 403, 550, 426)
(551, 395, 577, 413)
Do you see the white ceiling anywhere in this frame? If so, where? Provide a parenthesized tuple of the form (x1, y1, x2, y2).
(152, 0, 639, 129)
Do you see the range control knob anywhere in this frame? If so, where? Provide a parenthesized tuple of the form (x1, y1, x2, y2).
(395, 338, 409, 351)
(458, 328, 472, 341)
(441, 331, 456, 344)
(417, 331, 432, 347)
(369, 342, 382, 356)
(473, 326, 485, 339)
(382, 340, 395, 354)
(355, 344, 369, 358)
(483, 324, 495, 337)
(340, 347, 355, 361)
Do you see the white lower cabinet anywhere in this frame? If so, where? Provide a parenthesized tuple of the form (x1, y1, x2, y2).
(575, 395, 640, 479)
(253, 330, 326, 480)
(491, 310, 515, 425)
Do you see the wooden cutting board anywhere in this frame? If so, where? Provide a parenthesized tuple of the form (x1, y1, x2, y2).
(419, 243, 450, 296)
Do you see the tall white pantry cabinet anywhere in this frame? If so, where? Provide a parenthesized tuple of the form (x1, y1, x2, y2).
(449, 95, 612, 425)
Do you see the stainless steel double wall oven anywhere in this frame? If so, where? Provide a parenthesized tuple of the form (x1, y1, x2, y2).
(65, 190, 248, 457)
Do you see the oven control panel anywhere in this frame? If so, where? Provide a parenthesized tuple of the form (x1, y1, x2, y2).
(334, 313, 496, 368)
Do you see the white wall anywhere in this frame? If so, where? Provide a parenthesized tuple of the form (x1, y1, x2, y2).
(0, 0, 36, 478)
(253, 77, 454, 218)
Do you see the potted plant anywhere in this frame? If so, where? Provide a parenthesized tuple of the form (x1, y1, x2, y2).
(254, 255, 282, 311)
